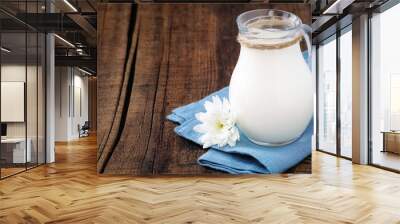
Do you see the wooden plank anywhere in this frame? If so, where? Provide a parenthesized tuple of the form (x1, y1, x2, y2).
(98, 3, 311, 175)
(97, 4, 136, 172)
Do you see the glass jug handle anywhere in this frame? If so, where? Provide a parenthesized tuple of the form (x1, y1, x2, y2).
(300, 24, 312, 69)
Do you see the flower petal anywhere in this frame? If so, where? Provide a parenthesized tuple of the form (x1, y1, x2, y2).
(204, 100, 214, 113)
(193, 124, 206, 133)
(193, 95, 240, 148)
(195, 112, 207, 122)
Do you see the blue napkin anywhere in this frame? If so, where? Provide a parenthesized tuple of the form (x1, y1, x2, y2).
(167, 87, 313, 174)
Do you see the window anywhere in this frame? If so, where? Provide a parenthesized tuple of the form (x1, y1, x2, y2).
(316, 25, 353, 159)
(317, 37, 337, 154)
(370, 2, 400, 171)
(390, 74, 400, 130)
(339, 28, 352, 158)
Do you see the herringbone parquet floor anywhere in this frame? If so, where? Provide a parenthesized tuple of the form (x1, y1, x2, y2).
(1, 135, 400, 224)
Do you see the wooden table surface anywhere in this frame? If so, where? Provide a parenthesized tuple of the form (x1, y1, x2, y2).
(97, 3, 311, 175)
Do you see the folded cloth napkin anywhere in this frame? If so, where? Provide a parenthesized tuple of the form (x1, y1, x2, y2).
(167, 87, 313, 174)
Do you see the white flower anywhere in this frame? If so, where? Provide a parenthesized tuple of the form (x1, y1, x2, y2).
(193, 96, 240, 148)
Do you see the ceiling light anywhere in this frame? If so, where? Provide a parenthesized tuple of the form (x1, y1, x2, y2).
(323, 0, 341, 14)
(1, 47, 11, 53)
(77, 67, 93, 76)
(76, 48, 85, 55)
(63, 0, 78, 12)
(323, 0, 355, 15)
(54, 34, 75, 48)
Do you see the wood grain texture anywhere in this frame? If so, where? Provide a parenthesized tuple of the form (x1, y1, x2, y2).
(97, 3, 311, 175)
(1, 136, 400, 223)
(97, 3, 137, 173)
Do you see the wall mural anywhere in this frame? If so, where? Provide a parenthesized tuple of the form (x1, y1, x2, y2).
(97, 3, 312, 175)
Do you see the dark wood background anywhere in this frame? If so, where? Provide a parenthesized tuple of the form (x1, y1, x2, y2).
(97, 3, 311, 175)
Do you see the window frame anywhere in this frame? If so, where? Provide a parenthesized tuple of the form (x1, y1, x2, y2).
(315, 24, 353, 161)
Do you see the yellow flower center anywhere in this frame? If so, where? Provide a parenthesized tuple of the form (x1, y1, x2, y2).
(216, 121, 224, 130)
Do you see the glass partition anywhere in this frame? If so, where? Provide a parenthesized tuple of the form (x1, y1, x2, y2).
(0, 31, 28, 177)
(0, 2, 46, 179)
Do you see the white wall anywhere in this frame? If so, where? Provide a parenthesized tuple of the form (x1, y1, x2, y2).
(1, 63, 46, 163)
(1, 65, 40, 137)
(55, 67, 70, 141)
(1, 65, 28, 142)
(72, 73, 89, 138)
(54, 67, 89, 141)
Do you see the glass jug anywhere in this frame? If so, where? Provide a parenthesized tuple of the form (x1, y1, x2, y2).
(229, 9, 313, 146)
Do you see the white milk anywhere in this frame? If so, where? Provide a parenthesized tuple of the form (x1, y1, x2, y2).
(229, 42, 313, 146)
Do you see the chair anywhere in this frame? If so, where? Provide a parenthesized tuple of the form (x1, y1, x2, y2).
(79, 121, 90, 138)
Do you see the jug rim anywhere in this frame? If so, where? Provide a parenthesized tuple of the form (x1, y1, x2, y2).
(237, 9, 302, 36)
